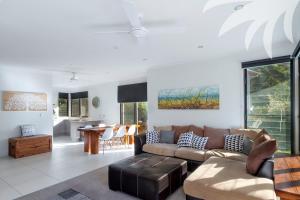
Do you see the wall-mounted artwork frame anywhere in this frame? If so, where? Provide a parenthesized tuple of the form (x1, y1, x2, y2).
(158, 86, 219, 110)
(3, 91, 47, 111)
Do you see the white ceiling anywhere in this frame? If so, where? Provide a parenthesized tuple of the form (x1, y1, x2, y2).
(0, 0, 299, 88)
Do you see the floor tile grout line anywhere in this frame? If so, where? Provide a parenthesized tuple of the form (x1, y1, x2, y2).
(0, 175, 23, 196)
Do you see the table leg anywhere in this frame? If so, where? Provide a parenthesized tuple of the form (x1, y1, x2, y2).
(84, 132, 91, 153)
(129, 135, 134, 145)
(90, 132, 100, 154)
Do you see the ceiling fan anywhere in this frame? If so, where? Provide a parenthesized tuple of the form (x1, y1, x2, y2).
(93, 0, 185, 40)
(70, 72, 79, 81)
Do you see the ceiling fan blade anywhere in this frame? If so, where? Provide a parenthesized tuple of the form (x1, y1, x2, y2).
(121, 0, 142, 28)
(95, 30, 130, 34)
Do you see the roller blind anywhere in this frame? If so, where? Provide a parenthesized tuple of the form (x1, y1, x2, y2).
(118, 82, 147, 103)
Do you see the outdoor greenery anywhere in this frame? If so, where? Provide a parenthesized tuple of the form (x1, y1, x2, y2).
(247, 63, 291, 153)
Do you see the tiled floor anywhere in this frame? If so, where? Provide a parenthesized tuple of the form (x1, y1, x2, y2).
(0, 136, 134, 200)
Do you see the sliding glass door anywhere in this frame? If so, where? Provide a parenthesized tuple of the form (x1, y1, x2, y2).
(243, 57, 294, 154)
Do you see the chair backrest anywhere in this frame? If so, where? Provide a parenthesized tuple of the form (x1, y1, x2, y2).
(84, 124, 93, 129)
(127, 125, 136, 135)
(102, 128, 114, 140)
(115, 126, 126, 137)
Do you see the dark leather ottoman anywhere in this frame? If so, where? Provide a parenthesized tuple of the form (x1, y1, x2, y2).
(109, 153, 187, 200)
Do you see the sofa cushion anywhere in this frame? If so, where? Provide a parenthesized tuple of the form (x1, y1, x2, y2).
(143, 143, 178, 157)
(189, 125, 204, 137)
(253, 133, 271, 148)
(184, 157, 276, 200)
(172, 125, 191, 143)
(242, 137, 253, 155)
(159, 130, 175, 144)
(177, 132, 193, 148)
(205, 149, 248, 162)
(175, 147, 207, 162)
(246, 139, 277, 175)
(191, 135, 208, 150)
(204, 126, 229, 149)
(230, 128, 262, 140)
(224, 135, 244, 152)
(153, 125, 172, 132)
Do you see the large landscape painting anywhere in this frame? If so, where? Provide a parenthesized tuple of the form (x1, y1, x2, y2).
(158, 86, 219, 109)
(3, 91, 47, 111)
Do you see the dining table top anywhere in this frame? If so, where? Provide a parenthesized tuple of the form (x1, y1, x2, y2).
(77, 124, 139, 132)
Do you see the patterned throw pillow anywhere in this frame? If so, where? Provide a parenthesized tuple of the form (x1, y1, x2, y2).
(146, 130, 160, 144)
(191, 135, 208, 150)
(20, 124, 36, 137)
(224, 135, 244, 152)
(177, 132, 193, 147)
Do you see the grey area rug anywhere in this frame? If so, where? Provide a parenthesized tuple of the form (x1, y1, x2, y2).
(16, 166, 186, 200)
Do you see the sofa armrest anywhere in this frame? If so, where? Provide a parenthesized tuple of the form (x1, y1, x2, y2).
(134, 134, 146, 155)
(256, 157, 274, 180)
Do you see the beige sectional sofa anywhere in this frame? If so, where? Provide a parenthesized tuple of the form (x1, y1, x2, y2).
(143, 143, 247, 162)
(134, 125, 276, 200)
(184, 157, 276, 200)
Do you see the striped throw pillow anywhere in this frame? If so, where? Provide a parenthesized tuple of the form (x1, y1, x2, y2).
(224, 135, 244, 152)
(146, 130, 160, 144)
(191, 135, 208, 150)
(177, 132, 193, 147)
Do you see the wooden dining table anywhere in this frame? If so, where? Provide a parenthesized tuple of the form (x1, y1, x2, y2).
(78, 125, 137, 154)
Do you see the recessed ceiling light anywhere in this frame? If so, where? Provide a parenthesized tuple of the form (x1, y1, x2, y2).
(197, 45, 204, 49)
(234, 4, 244, 11)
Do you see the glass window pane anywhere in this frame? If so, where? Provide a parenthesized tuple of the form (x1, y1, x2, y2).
(137, 102, 148, 132)
(80, 98, 89, 117)
(122, 103, 135, 124)
(71, 99, 80, 117)
(58, 98, 68, 117)
(246, 62, 291, 153)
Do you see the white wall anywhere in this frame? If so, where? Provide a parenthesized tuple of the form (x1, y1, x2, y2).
(85, 77, 147, 124)
(87, 82, 120, 124)
(147, 59, 244, 129)
(0, 68, 53, 157)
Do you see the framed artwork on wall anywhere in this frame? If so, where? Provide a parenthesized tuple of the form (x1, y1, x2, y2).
(2, 91, 47, 111)
(158, 86, 220, 110)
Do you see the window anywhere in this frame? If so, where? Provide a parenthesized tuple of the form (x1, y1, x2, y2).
(58, 93, 68, 117)
(120, 102, 148, 133)
(243, 57, 294, 154)
(71, 92, 89, 118)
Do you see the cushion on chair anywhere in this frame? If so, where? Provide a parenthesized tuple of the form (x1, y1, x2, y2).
(204, 126, 229, 149)
(183, 157, 276, 200)
(224, 135, 244, 152)
(177, 132, 193, 148)
(175, 148, 207, 162)
(143, 143, 178, 157)
(191, 135, 208, 150)
(146, 130, 160, 144)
